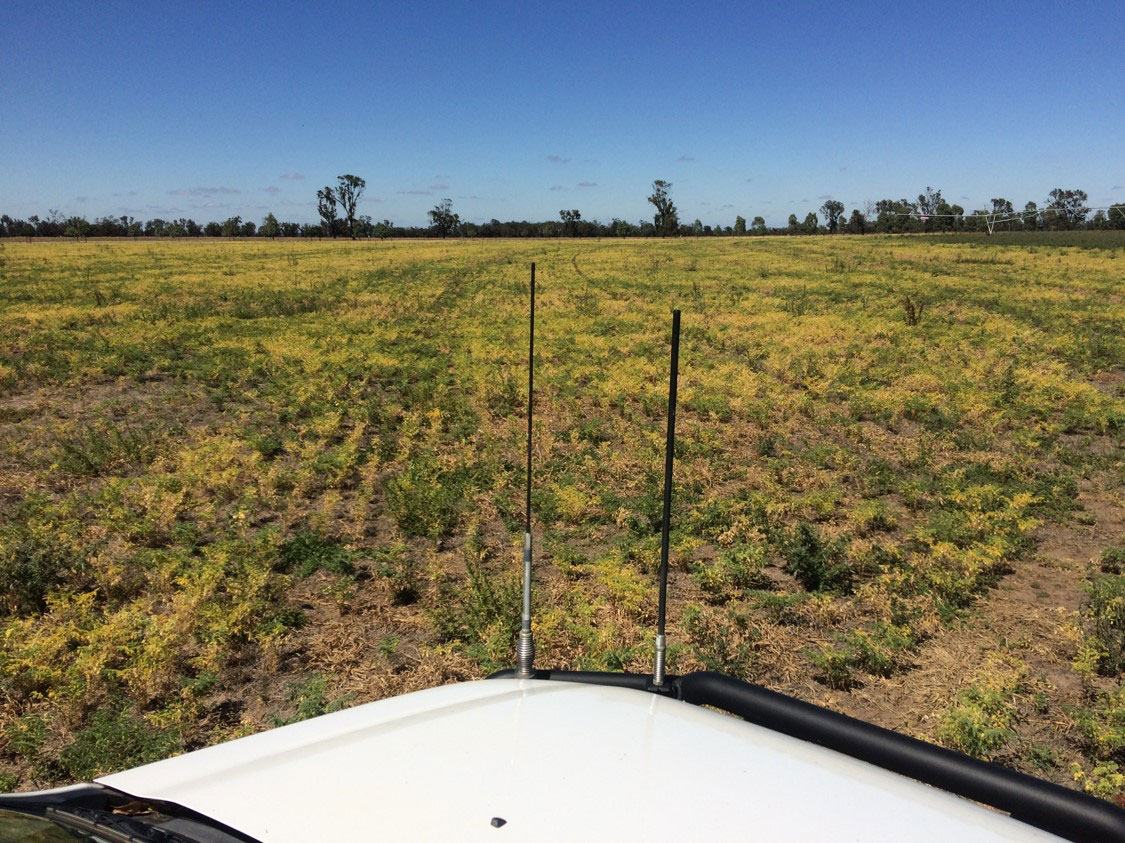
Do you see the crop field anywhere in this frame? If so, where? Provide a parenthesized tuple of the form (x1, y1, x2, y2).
(0, 235, 1122, 799)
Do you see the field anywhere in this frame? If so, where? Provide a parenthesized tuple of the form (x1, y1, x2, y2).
(0, 235, 1122, 800)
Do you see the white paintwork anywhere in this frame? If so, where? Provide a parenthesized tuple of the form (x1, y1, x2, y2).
(100, 679, 1061, 842)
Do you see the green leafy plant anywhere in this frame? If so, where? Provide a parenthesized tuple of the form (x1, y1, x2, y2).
(1075, 572, 1125, 676)
(781, 522, 851, 593)
(371, 543, 419, 604)
(811, 645, 855, 690)
(683, 603, 759, 677)
(52, 420, 159, 476)
(385, 455, 471, 539)
(58, 710, 180, 780)
(278, 529, 354, 577)
(691, 544, 769, 602)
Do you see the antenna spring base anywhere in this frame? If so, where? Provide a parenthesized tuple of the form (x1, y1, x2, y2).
(653, 634, 667, 686)
(515, 629, 535, 680)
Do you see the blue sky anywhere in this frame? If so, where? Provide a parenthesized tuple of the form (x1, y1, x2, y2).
(2, 1, 1122, 227)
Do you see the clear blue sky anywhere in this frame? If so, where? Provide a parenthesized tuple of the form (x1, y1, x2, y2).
(2, 0, 1122, 227)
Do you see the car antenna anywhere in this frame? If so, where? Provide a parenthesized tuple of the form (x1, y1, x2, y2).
(653, 309, 681, 687)
(515, 263, 536, 680)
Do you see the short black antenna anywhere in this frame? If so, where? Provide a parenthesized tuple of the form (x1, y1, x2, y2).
(653, 309, 681, 687)
(516, 263, 536, 679)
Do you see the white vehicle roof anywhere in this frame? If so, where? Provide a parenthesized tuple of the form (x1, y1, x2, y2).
(100, 678, 1061, 842)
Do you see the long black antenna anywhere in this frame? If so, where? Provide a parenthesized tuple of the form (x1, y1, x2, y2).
(516, 263, 536, 679)
(653, 309, 681, 687)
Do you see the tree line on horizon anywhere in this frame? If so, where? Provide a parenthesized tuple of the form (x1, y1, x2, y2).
(2, 178, 1122, 240)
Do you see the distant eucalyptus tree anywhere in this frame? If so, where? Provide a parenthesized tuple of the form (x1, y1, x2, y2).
(260, 213, 281, 238)
(316, 187, 339, 238)
(819, 200, 845, 234)
(429, 199, 461, 238)
(335, 174, 366, 239)
(1045, 188, 1088, 230)
(647, 180, 679, 236)
(559, 209, 581, 237)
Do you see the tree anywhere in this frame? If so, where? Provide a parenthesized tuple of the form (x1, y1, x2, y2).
(559, 209, 581, 237)
(1107, 204, 1125, 231)
(1045, 188, 1088, 230)
(647, 180, 679, 236)
(64, 216, 89, 240)
(316, 187, 338, 238)
(610, 218, 634, 237)
(964, 210, 989, 234)
(845, 209, 866, 234)
(787, 214, 800, 234)
(750, 216, 767, 235)
(819, 200, 845, 234)
(429, 198, 460, 238)
(1022, 202, 1039, 231)
(874, 198, 919, 233)
(948, 205, 964, 232)
(373, 219, 394, 239)
(917, 186, 943, 232)
(335, 174, 366, 239)
(260, 213, 281, 238)
(691, 218, 704, 236)
(989, 198, 1014, 233)
(220, 216, 242, 237)
(802, 212, 819, 234)
(734, 215, 746, 236)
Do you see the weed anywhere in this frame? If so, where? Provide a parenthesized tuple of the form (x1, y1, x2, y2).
(811, 645, 855, 689)
(371, 543, 419, 604)
(1027, 743, 1059, 772)
(1101, 547, 1125, 575)
(430, 558, 520, 668)
(378, 635, 400, 658)
(901, 293, 924, 326)
(750, 590, 809, 624)
(936, 658, 1025, 760)
(691, 544, 769, 602)
(278, 529, 355, 577)
(1074, 572, 1125, 676)
(780, 287, 812, 316)
(1071, 688, 1124, 762)
(755, 432, 779, 458)
(851, 500, 896, 535)
(250, 432, 285, 460)
(57, 709, 180, 780)
(845, 623, 917, 677)
(271, 674, 353, 726)
(52, 420, 158, 476)
(683, 603, 759, 677)
(1070, 762, 1124, 800)
(3, 716, 46, 762)
(0, 515, 85, 615)
(781, 522, 851, 593)
(385, 454, 471, 539)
